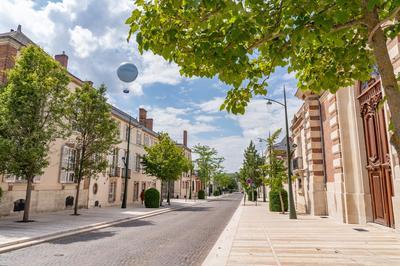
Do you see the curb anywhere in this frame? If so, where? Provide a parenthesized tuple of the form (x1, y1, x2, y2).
(202, 198, 243, 266)
(0, 203, 199, 254)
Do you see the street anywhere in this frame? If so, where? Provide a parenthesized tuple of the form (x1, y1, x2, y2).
(0, 193, 242, 266)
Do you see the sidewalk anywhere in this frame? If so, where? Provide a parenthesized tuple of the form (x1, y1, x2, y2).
(0, 199, 201, 253)
(204, 200, 400, 266)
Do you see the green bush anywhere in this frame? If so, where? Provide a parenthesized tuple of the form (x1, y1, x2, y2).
(213, 190, 220, 196)
(247, 190, 257, 201)
(198, 190, 205, 199)
(144, 188, 160, 208)
(269, 189, 288, 212)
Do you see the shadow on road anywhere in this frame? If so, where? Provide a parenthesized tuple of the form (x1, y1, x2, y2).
(112, 219, 153, 228)
(48, 230, 116, 245)
(175, 207, 212, 212)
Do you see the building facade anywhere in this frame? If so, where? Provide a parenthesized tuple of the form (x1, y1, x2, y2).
(0, 26, 168, 216)
(291, 36, 400, 230)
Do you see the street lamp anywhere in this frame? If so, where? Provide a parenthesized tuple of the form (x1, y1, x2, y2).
(264, 86, 297, 219)
(258, 137, 267, 203)
(117, 62, 138, 209)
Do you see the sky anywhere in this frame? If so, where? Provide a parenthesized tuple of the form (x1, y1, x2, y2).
(0, 0, 302, 173)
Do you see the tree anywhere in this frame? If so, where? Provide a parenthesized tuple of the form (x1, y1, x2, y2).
(263, 129, 287, 213)
(193, 145, 224, 196)
(0, 45, 70, 222)
(239, 141, 264, 198)
(127, 1, 400, 159)
(66, 83, 119, 215)
(141, 133, 191, 205)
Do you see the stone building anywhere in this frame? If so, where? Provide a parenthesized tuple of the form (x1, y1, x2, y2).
(0, 26, 165, 216)
(291, 36, 400, 230)
(0, 26, 89, 216)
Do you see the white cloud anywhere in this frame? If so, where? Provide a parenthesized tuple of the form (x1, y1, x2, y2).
(283, 71, 296, 80)
(69, 25, 98, 58)
(197, 97, 225, 113)
(146, 106, 219, 144)
(195, 115, 216, 123)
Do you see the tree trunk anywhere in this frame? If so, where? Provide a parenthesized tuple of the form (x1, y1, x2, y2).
(279, 190, 285, 214)
(263, 185, 266, 202)
(74, 176, 82, 215)
(167, 180, 170, 205)
(160, 181, 163, 206)
(74, 148, 85, 215)
(22, 175, 34, 222)
(364, 5, 400, 160)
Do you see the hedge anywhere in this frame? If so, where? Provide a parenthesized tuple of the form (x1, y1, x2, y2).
(247, 190, 257, 201)
(198, 190, 205, 199)
(213, 190, 220, 196)
(144, 188, 160, 208)
(269, 189, 288, 212)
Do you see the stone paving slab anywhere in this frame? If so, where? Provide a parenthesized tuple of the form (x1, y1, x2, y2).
(204, 200, 400, 266)
(0, 199, 201, 249)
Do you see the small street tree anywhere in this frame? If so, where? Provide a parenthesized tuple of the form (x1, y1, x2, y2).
(193, 145, 224, 196)
(0, 45, 70, 222)
(263, 129, 287, 213)
(239, 141, 264, 200)
(141, 133, 191, 205)
(66, 83, 119, 215)
(127, 1, 400, 160)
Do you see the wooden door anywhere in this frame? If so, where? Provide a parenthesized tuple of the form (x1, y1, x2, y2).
(359, 79, 394, 227)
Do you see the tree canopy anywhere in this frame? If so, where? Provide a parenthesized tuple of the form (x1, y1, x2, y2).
(0, 45, 70, 221)
(127, 0, 400, 157)
(192, 144, 224, 191)
(66, 83, 120, 215)
(239, 141, 264, 192)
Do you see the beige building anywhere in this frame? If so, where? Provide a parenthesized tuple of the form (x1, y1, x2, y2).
(291, 36, 400, 230)
(88, 107, 161, 208)
(0, 26, 165, 216)
(0, 26, 89, 216)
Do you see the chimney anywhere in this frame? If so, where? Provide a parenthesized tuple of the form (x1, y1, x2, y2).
(139, 108, 147, 125)
(55, 51, 68, 68)
(17, 25, 22, 32)
(145, 118, 153, 131)
(183, 130, 188, 147)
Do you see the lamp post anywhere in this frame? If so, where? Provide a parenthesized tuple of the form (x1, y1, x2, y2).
(117, 62, 138, 209)
(257, 137, 267, 203)
(265, 86, 297, 219)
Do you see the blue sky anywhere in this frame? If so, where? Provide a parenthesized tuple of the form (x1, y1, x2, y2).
(0, 0, 302, 172)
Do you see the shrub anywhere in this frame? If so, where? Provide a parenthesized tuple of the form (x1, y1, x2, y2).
(144, 188, 160, 208)
(198, 190, 205, 199)
(213, 190, 220, 196)
(269, 189, 288, 212)
(247, 190, 257, 201)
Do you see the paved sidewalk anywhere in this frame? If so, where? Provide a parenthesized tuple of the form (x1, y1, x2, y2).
(0, 199, 201, 252)
(204, 200, 400, 266)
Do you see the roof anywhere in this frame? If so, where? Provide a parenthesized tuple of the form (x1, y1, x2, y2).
(176, 143, 192, 152)
(0, 26, 34, 46)
(0, 26, 84, 85)
(111, 106, 159, 137)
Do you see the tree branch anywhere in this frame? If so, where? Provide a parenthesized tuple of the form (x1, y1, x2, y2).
(368, 5, 400, 42)
(332, 18, 366, 32)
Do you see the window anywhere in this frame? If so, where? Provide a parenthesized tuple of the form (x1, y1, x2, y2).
(136, 130, 142, 145)
(125, 125, 130, 141)
(108, 181, 116, 202)
(135, 153, 141, 172)
(60, 145, 76, 183)
(144, 135, 150, 147)
(4, 175, 24, 183)
(109, 148, 119, 176)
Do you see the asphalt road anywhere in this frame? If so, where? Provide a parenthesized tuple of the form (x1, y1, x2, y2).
(0, 193, 242, 266)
